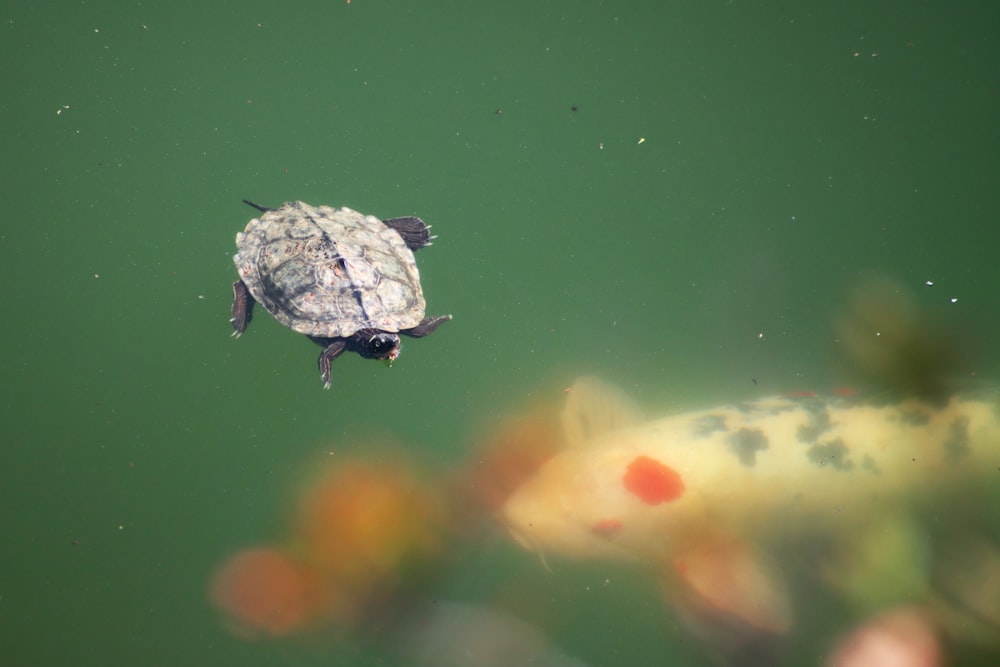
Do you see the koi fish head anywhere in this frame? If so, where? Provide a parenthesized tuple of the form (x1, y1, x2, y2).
(497, 377, 701, 562)
(501, 442, 691, 563)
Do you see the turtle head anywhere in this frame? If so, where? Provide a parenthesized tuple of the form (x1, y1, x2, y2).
(353, 330, 401, 362)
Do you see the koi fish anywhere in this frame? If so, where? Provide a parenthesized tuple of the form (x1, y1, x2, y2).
(499, 378, 1000, 656)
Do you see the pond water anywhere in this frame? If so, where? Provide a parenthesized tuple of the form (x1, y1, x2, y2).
(3, 1, 999, 665)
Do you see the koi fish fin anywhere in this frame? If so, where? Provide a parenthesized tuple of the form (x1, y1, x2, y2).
(664, 538, 793, 639)
(561, 377, 643, 447)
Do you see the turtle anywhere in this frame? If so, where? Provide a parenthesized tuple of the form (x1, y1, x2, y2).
(231, 199, 451, 388)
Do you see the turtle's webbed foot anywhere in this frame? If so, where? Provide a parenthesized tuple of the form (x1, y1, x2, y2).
(315, 339, 347, 390)
(319, 357, 333, 390)
(402, 314, 452, 338)
(230, 280, 254, 337)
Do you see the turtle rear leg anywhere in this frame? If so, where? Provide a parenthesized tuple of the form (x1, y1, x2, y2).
(242, 199, 274, 213)
(231, 280, 255, 337)
(401, 314, 452, 338)
(310, 337, 348, 389)
(383, 216, 434, 250)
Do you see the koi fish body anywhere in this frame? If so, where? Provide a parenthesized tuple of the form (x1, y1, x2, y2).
(500, 378, 1000, 640)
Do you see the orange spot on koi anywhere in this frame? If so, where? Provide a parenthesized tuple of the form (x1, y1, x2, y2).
(623, 455, 684, 505)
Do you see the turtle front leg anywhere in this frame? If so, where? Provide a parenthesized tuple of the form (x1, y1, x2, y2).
(231, 280, 255, 337)
(401, 314, 453, 338)
(310, 338, 347, 389)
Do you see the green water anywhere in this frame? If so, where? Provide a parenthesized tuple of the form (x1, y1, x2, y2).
(3, 1, 999, 665)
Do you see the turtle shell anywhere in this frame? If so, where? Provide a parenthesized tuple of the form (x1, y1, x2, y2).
(234, 201, 426, 338)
